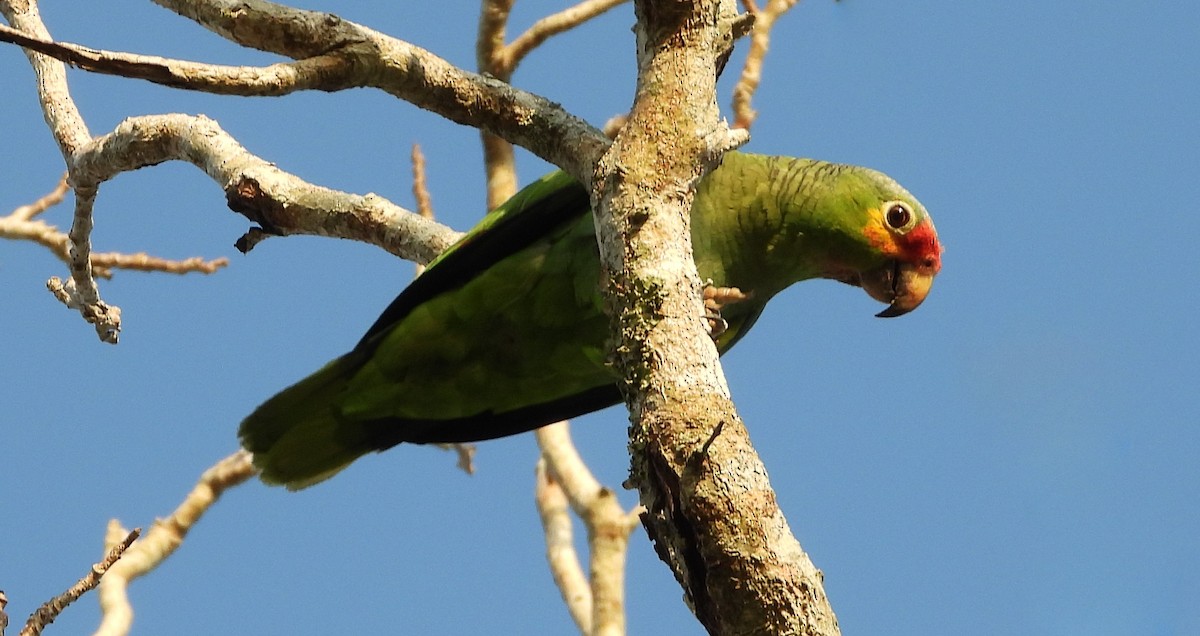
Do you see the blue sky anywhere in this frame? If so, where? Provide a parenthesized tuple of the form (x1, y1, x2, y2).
(2, 2, 1197, 634)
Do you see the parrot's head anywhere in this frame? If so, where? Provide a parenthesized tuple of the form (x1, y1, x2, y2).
(818, 165, 942, 318)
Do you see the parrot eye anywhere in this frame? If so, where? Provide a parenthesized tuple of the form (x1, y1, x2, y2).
(883, 202, 916, 233)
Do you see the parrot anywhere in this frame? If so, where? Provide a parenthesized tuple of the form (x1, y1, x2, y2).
(239, 152, 943, 489)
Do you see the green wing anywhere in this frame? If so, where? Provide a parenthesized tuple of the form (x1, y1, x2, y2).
(240, 171, 620, 488)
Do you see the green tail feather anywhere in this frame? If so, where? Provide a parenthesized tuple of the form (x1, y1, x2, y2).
(239, 354, 372, 490)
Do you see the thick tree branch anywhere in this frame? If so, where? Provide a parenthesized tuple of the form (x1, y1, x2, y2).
(1, 0, 612, 184)
(591, 1, 837, 634)
(74, 114, 461, 263)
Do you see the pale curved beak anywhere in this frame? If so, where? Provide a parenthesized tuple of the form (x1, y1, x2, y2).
(860, 260, 937, 318)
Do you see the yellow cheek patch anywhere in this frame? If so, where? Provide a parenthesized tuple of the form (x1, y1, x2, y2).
(863, 207, 904, 258)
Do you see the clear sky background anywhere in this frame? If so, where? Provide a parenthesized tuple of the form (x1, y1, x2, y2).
(2, 2, 1197, 634)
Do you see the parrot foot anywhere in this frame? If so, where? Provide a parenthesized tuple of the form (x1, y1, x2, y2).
(702, 283, 753, 340)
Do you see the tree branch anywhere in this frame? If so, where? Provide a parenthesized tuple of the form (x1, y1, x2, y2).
(476, 0, 521, 209)
(3, 0, 611, 183)
(502, 0, 629, 72)
(1, 2, 458, 341)
(535, 457, 593, 633)
(19, 529, 140, 636)
(591, 1, 837, 633)
(96, 451, 256, 636)
(73, 114, 461, 263)
(2, 176, 228, 279)
(536, 423, 643, 636)
(732, 0, 801, 129)
(0, 23, 355, 95)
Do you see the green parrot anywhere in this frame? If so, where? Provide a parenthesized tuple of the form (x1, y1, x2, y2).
(240, 152, 943, 489)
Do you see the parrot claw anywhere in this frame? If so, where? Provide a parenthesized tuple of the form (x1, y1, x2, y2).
(705, 311, 730, 339)
(702, 284, 752, 340)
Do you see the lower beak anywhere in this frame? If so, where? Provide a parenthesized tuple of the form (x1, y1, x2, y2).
(859, 260, 937, 318)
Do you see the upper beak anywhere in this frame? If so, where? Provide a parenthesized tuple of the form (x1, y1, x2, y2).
(859, 260, 937, 318)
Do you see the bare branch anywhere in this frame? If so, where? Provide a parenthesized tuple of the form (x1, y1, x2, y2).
(91, 253, 227, 276)
(476, 0, 520, 209)
(82, 114, 461, 261)
(3, 0, 610, 183)
(408, 142, 480, 474)
(477, 0, 515, 74)
(409, 143, 439, 279)
(96, 451, 256, 636)
(20, 529, 140, 636)
(732, 0, 801, 129)
(592, 0, 838, 633)
(537, 423, 642, 636)
(3, 1, 116, 340)
(474, 0, 628, 209)
(535, 458, 593, 634)
(3, 177, 227, 279)
(537, 424, 604, 513)
(0, 2, 90, 156)
(502, 0, 629, 73)
(410, 144, 435, 223)
(0, 107, 459, 339)
(8, 174, 67, 221)
(0, 23, 354, 96)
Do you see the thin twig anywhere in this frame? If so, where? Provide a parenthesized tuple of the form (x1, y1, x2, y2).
(536, 423, 643, 636)
(20, 529, 140, 636)
(10, 173, 68, 220)
(95, 451, 256, 636)
(502, 0, 628, 72)
(410, 144, 435, 222)
(535, 458, 593, 634)
(410, 143, 437, 278)
(475, 0, 627, 209)
(2, 177, 227, 279)
(732, 0, 802, 129)
(408, 143, 479, 472)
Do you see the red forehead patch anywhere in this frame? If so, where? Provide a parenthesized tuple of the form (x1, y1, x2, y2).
(901, 220, 942, 273)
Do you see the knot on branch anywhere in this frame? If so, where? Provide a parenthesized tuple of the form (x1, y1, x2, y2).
(227, 176, 285, 253)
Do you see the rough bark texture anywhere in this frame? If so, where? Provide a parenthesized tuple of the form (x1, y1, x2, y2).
(591, 1, 839, 634)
